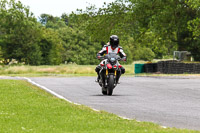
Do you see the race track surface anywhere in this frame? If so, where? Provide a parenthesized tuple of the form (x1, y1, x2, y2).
(24, 76, 200, 130)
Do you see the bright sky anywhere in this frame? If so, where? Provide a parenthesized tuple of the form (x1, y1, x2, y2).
(19, 0, 115, 17)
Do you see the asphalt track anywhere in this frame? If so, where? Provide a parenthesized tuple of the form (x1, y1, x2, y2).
(2, 76, 200, 130)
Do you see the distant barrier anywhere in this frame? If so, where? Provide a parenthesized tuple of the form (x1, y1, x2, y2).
(134, 64, 144, 74)
(135, 60, 200, 74)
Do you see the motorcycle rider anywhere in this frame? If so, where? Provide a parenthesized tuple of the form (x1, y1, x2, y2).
(95, 35, 126, 83)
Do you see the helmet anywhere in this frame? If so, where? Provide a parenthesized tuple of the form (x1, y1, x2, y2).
(110, 35, 119, 49)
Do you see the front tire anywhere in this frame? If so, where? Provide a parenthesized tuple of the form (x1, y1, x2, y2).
(102, 90, 107, 95)
(107, 75, 114, 95)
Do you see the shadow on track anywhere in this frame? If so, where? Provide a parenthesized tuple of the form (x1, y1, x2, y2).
(90, 94, 132, 97)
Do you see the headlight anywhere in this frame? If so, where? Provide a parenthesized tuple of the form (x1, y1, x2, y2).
(110, 58, 116, 62)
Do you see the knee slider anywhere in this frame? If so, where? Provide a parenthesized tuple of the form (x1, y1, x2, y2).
(121, 67, 125, 74)
(95, 66, 101, 72)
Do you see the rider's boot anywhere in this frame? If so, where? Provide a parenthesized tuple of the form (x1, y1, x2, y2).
(95, 73, 100, 82)
(95, 66, 101, 82)
(116, 79, 120, 84)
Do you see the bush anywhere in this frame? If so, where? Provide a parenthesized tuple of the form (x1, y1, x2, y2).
(133, 47, 155, 61)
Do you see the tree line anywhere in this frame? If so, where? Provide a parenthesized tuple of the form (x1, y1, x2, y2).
(0, 0, 102, 65)
(1, 0, 200, 65)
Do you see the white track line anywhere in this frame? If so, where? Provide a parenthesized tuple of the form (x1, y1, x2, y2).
(23, 77, 168, 128)
(23, 77, 79, 105)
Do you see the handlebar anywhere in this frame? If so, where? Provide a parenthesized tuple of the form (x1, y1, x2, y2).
(97, 56, 104, 60)
(97, 55, 123, 61)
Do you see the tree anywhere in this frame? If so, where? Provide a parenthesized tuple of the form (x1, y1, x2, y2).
(123, 0, 200, 60)
(0, 46, 3, 61)
(39, 13, 103, 65)
(39, 28, 63, 65)
(82, 0, 200, 61)
(82, 1, 132, 42)
(0, 0, 43, 65)
(57, 26, 101, 65)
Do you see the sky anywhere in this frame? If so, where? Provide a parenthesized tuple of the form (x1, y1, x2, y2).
(18, 0, 115, 18)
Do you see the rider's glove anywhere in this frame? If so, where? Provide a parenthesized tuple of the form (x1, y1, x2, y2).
(97, 56, 101, 60)
(121, 57, 126, 61)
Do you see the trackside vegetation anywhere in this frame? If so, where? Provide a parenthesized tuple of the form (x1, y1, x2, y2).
(1, 64, 200, 77)
(0, 64, 135, 76)
(0, 79, 197, 132)
(2, 0, 200, 65)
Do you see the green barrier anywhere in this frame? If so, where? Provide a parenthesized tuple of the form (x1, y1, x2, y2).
(135, 64, 144, 74)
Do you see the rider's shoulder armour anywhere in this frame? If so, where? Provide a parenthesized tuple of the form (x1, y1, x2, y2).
(118, 46, 123, 49)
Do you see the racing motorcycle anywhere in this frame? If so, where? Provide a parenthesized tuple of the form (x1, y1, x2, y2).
(98, 53, 123, 96)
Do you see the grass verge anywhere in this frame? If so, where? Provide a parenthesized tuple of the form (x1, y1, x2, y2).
(0, 64, 135, 77)
(1, 64, 200, 77)
(0, 79, 197, 132)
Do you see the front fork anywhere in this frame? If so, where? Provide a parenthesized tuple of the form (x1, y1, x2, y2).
(106, 69, 117, 76)
(105, 69, 117, 87)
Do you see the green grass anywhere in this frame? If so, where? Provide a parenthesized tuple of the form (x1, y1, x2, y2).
(0, 64, 135, 77)
(1, 64, 200, 77)
(0, 79, 198, 133)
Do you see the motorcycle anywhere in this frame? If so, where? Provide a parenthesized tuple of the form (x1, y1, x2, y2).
(98, 53, 123, 96)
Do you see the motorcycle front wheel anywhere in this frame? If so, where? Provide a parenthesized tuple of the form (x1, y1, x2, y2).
(107, 75, 114, 95)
